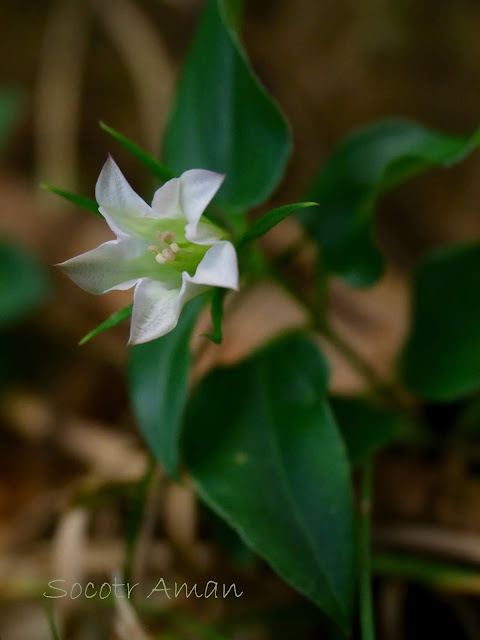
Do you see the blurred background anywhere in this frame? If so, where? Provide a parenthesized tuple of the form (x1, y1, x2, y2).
(2, 0, 480, 638)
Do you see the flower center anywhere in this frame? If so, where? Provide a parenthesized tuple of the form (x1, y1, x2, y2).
(149, 231, 180, 264)
(148, 230, 208, 274)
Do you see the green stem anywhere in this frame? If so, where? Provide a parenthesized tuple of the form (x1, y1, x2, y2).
(124, 456, 157, 586)
(373, 551, 480, 594)
(268, 258, 416, 414)
(359, 459, 375, 640)
(321, 322, 384, 392)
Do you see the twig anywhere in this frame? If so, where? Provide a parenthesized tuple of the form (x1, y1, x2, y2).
(374, 525, 480, 567)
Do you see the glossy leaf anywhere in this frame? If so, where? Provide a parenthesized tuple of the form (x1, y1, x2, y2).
(402, 242, 480, 401)
(182, 333, 354, 630)
(100, 122, 174, 183)
(220, 0, 243, 33)
(331, 396, 401, 465)
(303, 118, 480, 287)
(41, 184, 100, 216)
(0, 242, 51, 327)
(79, 304, 133, 345)
(128, 298, 203, 478)
(237, 202, 318, 248)
(164, 0, 291, 211)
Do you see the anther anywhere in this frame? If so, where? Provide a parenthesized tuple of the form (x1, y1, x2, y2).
(170, 242, 180, 254)
(155, 253, 167, 264)
(148, 244, 159, 254)
(157, 230, 175, 246)
(162, 247, 176, 262)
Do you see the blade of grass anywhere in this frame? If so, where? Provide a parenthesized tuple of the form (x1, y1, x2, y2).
(79, 304, 133, 345)
(237, 202, 318, 248)
(373, 552, 480, 594)
(41, 184, 100, 216)
(100, 121, 175, 183)
(124, 457, 157, 586)
(172, 613, 230, 640)
(45, 604, 62, 640)
(359, 460, 375, 640)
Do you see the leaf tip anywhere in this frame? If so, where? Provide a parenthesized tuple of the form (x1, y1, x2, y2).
(99, 120, 115, 136)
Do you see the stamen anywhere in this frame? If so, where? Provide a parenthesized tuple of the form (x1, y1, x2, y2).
(153, 231, 182, 266)
(162, 247, 176, 262)
(157, 230, 175, 246)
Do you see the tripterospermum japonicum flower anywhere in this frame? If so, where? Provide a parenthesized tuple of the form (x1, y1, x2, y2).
(59, 158, 239, 344)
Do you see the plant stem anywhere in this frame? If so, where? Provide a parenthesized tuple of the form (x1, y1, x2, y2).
(321, 322, 383, 391)
(359, 459, 375, 640)
(268, 259, 416, 413)
(268, 257, 382, 387)
(124, 456, 157, 586)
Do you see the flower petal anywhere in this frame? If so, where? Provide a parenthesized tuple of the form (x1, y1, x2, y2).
(58, 238, 149, 294)
(96, 156, 152, 237)
(129, 241, 237, 342)
(151, 178, 182, 219)
(179, 169, 225, 224)
(151, 169, 224, 227)
(185, 241, 239, 290)
(129, 272, 210, 345)
(184, 220, 225, 245)
(129, 279, 182, 344)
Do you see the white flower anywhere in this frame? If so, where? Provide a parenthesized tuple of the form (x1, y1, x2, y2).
(59, 157, 239, 344)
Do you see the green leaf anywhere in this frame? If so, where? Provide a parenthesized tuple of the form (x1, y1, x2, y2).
(182, 333, 354, 630)
(79, 304, 133, 345)
(0, 242, 51, 327)
(219, 0, 243, 32)
(401, 242, 480, 401)
(203, 506, 255, 567)
(128, 298, 203, 478)
(100, 122, 174, 183)
(164, 0, 291, 211)
(41, 184, 100, 216)
(303, 118, 480, 287)
(201, 288, 226, 344)
(331, 396, 401, 465)
(237, 202, 318, 248)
